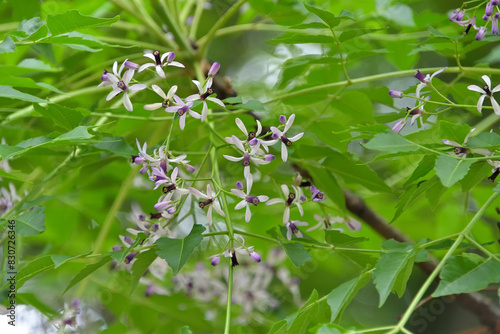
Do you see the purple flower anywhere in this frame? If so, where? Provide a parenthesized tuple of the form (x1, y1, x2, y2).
(189, 184, 225, 225)
(139, 50, 185, 79)
(285, 220, 308, 241)
(492, 0, 499, 5)
(475, 26, 488, 40)
(266, 184, 304, 224)
(144, 85, 177, 111)
(493, 14, 500, 35)
(185, 80, 225, 122)
(165, 95, 201, 130)
(105, 70, 147, 112)
(449, 9, 465, 22)
(442, 128, 492, 156)
(124, 60, 139, 71)
(235, 181, 243, 190)
(310, 185, 326, 202)
(231, 174, 268, 222)
(389, 90, 403, 98)
(225, 118, 277, 153)
(270, 114, 304, 162)
(486, 2, 494, 16)
(414, 70, 426, 84)
(279, 115, 287, 124)
(223, 136, 272, 177)
(467, 75, 500, 115)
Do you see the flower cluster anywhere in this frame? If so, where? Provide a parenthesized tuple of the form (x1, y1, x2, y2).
(99, 52, 225, 130)
(389, 68, 446, 133)
(224, 114, 303, 177)
(449, 1, 500, 40)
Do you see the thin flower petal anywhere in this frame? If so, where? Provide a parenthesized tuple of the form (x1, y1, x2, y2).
(123, 93, 133, 111)
(477, 94, 487, 113)
(482, 75, 492, 89)
(129, 84, 147, 93)
(106, 89, 121, 101)
(235, 118, 248, 136)
(281, 142, 288, 162)
(152, 85, 167, 99)
(284, 114, 295, 133)
(144, 103, 163, 110)
(156, 65, 166, 79)
(224, 155, 243, 162)
(467, 85, 486, 94)
(235, 200, 246, 210)
(245, 205, 251, 222)
(491, 96, 500, 115)
(139, 63, 155, 72)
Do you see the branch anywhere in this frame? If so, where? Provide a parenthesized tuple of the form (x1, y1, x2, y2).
(343, 190, 500, 332)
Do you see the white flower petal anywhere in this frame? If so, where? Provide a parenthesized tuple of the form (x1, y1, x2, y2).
(266, 198, 285, 205)
(283, 207, 290, 224)
(144, 53, 155, 61)
(129, 84, 147, 93)
(467, 85, 486, 94)
(245, 205, 251, 222)
(236, 118, 248, 136)
(192, 80, 203, 94)
(491, 96, 500, 115)
(231, 188, 246, 198)
(281, 142, 288, 162)
(482, 75, 492, 89)
(223, 155, 243, 162)
(477, 94, 487, 113)
(123, 93, 133, 111)
(144, 103, 163, 110)
(156, 65, 166, 79)
(257, 195, 268, 202)
(179, 114, 186, 130)
(289, 132, 304, 142)
(152, 85, 167, 99)
(106, 88, 121, 101)
(246, 173, 253, 193)
(138, 62, 155, 72)
(284, 113, 295, 133)
(235, 200, 247, 210)
(281, 184, 289, 197)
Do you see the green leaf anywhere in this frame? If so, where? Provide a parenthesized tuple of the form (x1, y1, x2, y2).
(1, 256, 54, 291)
(434, 155, 473, 187)
(392, 179, 436, 223)
(62, 256, 113, 295)
(324, 230, 368, 246)
(323, 154, 391, 193)
(303, 4, 353, 28)
(53, 125, 93, 142)
(282, 242, 312, 267)
(404, 155, 436, 186)
(268, 320, 288, 334)
(308, 165, 346, 211)
(93, 137, 136, 158)
(47, 10, 119, 35)
(51, 251, 93, 269)
(14, 206, 46, 236)
(460, 161, 491, 192)
(156, 225, 205, 275)
(0, 169, 29, 182)
(288, 289, 319, 334)
(327, 272, 370, 322)
(439, 120, 471, 145)
(0, 36, 16, 54)
(181, 327, 193, 334)
(364, 130, 419, 153)
(271, 33, 334, 44)
(40, 32, 120, 51)
(372, 248, 418, 307)
(34, 104, 85, 130)
(433, 254, 500, 297)
(466, 132, 500, 148)
(131, 249, 158, 293)
(0, 85, 51, 103)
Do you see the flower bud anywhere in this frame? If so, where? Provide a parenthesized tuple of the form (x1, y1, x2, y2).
(413, 70, 426, 83)
(166, 52, 176, 63)
(125, 60, 139, 70)
(271, 132, 279, 139)
(388, 90, 403, 98)
(476, 26, 487, 40)
(185, 164, 196, 173)
(208, 62, 220, 77)
(112, 245, 123, 251)
(211, 256, 221, 267)
(235, 181, 243, 190)
(124, 236, 133, 245)
(264, 154, 275, 161)
(279, 115, 287, 124)
(249, 138, 259, 146)
(101, 70, 109, 81)
(167, 207, 176, 214)
(486, 2, 494, 16)
(492, 0, 499, 5)
(250, 251, 262, 263)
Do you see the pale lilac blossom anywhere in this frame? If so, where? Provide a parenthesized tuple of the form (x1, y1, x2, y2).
(270, 114, 304, 162)
(189, 184, 225, 225)
(266, 184, 304, 224)
(285, 220, 308, 241)
(185, 80, 225, 122)
(106, 70, 147, 112)
(144, 85, 178, 111)
(467, 75, 500, 115)
(138, 50, 184, 79)
(165, 95, 201, 130)
(231, 174, 268, 222)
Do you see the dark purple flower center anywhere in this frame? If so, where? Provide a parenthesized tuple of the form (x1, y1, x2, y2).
(231, 251, 239, 267)
(200, 88, 214, 100)
(453, 147, 470, 155)
(163, 184, 177, 193)
(465, 24, 473, 34)
(177, 105, 189, 116)
(246, 196, 260, 205)
(483, 85, 492, 97)
(150, 213, 162, 219)
(199, 198, 214, 208)
(124, 252, 137, 264)
(300, 180, 312, 187)
(280, 135, 292, 146)
(242, 153, 251, 166)
(118, 81, 127, 91)
(153, 50, 162, 65)
(289, 222, 299, 234)
(406, 107, 420, 115)
(162, 100, 169, 108)
(247, 131, 256, 142)
(413, 70, 426, 84)
(489, 168, 500, 182)
(286, 193, 296, 206)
